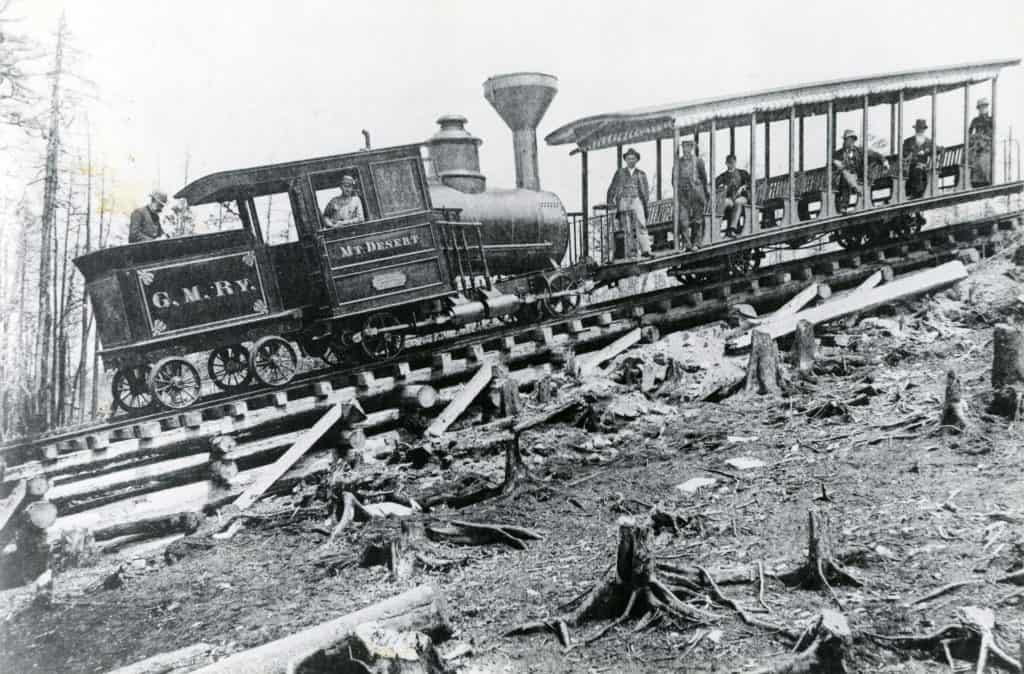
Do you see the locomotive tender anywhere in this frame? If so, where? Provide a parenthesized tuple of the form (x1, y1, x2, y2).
(75, 62, 1023, 413)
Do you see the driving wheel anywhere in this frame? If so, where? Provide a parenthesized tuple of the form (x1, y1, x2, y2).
(541, 273, 581, 317)
(111, 364, 154, 412)
(207, 344, 252, 391)
(149, 357, 202, 410)
(251, 336, 298, 386)
(361, 313, 405, 360)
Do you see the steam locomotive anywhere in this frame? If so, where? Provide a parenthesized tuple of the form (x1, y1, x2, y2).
(74, 74, 579, 412)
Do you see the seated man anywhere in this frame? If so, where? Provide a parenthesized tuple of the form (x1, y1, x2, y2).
(832, 129, 888, 212)
(322, 174, 365, 227)
(902, 118, 939, 199)
(715, 154, 750, 235)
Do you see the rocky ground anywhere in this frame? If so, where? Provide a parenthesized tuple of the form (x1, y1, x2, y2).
(2, 234, 1023, 674)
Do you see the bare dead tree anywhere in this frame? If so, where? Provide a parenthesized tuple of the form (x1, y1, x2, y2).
(32, 13, 67, 430)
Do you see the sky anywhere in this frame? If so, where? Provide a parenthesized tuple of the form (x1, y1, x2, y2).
(6, 0, 1024, 236)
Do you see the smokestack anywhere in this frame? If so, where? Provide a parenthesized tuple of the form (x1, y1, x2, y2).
(483, 72, 558, 191)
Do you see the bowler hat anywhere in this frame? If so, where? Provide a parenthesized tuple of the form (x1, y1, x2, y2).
(842, 129, 858, 140)
(977, 97, 990, 108)
(623, 147, 640, 160)
(913, 118, 928, 131)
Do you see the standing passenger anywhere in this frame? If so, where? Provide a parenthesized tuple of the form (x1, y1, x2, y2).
(605, 147, 652, 259)
(128, 190, 169, 243)
(969, 98, 993, 187)
(673, 139, 709, 250)
(715, 154, 751, 236)
(902, 119, 937, 199)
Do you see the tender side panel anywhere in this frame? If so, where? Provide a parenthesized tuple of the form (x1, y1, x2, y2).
(133, 250, 272, 338)
(322, 218, 453, 317)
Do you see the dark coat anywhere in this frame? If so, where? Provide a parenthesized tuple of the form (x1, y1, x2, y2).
(902, 136, 938, 168)
(129, 206, 164, 243)
(606, 167, 650, 217)
(715, 168, 751, 199)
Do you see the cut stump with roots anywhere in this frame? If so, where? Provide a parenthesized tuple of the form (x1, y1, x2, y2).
(506, 516, 719, 649)
(778, 510, 862, 609)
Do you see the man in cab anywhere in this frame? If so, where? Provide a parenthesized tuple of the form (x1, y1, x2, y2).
(323, 174, 366, 227)
(128, 190, 169, 243)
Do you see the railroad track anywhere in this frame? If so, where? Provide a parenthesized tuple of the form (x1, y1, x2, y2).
(1, 209, 1019, 543)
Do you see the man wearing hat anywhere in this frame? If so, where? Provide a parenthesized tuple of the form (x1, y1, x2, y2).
(606, 147, 652, 258)
(715, 154, 751, 236)
(902, 119, 939, 199)
(128, 190, 169, 243)
(969, 98, 993, 186)
(832, 130, 887, 212)
(672, 139, 709, 250)
(323, 173, 366, 227)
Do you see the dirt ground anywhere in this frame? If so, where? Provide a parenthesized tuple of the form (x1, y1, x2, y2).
(2, 238, 1024, 674)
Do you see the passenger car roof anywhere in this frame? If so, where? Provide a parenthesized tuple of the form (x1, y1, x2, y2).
(545, 58, 1019, 152)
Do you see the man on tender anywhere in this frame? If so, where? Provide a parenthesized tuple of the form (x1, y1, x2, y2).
(606, 147, 652, 259)
(832, 129, 887, 212)
(128, 190, 169, 243)
(902, 118, 938, 199)
(323, 174, 365, 227)
(715, 154, 751, 236)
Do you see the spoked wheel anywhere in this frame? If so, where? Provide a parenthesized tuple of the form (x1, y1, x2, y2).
(111, 364, 154, 412)
(361, 313, 405, 360)
(727, 249, 764, 277)
(251, 336, 298, 386)
(541, 273, 581, 317)
(833, 226, 873, 250)
(149, 357, 202, 410)
(207, 344, 252, 391)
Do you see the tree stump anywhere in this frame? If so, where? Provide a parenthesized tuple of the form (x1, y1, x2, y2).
(941, 370, 970, 432)
(506, 516, 716, 648)
(992, 324, 1024, 419)
(778, 509, 861, 609)
(745, 329, 784, 395)
(791, 319, 817, 382)
(534, 375, 556, 404)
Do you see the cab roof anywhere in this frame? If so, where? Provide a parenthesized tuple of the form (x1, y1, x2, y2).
(175, 143, 423, 205)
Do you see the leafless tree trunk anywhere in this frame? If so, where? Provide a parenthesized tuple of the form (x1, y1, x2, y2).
(75, 128, 94, 422)
(90, 170, 109, 417)
(34, 14, 67, 431)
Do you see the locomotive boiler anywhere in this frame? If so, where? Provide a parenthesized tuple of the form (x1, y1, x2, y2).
(425, 73, 570, 276)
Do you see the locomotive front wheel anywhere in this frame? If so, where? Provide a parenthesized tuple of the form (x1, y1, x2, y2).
(149, 357, 202, 410)
(541, 273, 581, 317)
(251, 336, 298, 387)
(361, 313, 405, 360)
(207, 344, 252, 391)
(111, 364, 154, 412)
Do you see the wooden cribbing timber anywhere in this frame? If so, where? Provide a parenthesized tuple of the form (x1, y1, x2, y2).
(0, 211, 1015, 576)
